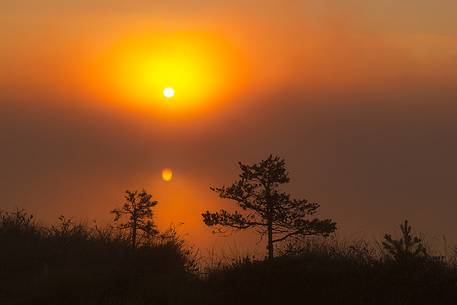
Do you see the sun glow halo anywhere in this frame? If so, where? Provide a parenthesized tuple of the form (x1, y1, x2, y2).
(90, 31, 245, 115)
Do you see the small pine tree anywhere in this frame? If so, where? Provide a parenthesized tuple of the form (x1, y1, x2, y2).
(382, 220, 427, 263)
(202, 155, 337, 259)
(111, 190, 159, 249)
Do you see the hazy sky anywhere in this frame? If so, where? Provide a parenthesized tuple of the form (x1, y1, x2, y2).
(1, 0, 457, 254)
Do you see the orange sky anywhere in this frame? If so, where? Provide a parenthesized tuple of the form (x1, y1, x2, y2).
(1, 0, 457, 255)
(3, 1, 457, 99)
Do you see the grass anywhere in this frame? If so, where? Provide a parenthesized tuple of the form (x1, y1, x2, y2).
(0, 209, 197, 305)
(203, 238, 457, 305)
(1, 209, 457, 305)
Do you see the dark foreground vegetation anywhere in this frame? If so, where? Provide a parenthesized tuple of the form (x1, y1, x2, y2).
(0, 209, 198, 305)
(1, 209, 457, 305)
(2, 156, 457, 305)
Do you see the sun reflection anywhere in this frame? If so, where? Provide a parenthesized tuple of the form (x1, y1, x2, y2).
(162, 168, 173, 182)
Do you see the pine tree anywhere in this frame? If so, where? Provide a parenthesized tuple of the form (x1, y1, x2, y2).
(111, 190, 158, 249)
(202, 155, 337, 259)
(382, 220, 427, 263)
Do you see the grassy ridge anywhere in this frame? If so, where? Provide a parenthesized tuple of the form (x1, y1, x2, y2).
(1, 209, 457, 305)
(0, 209, 198, 305)
(205, 240, 457, 305)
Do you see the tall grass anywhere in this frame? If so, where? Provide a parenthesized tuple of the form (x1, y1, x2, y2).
(203, 237, 457, 305)
(1, 209, 457, 305)
(0, 209, 198, 305)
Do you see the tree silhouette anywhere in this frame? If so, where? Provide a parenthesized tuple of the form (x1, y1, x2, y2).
(202, 155, 337, 259)
(382, 220, 427, 263)
(111, 190, 158, 249)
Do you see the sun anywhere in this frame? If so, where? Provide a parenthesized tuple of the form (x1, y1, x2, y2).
(88, 31, 246, 115)
(162, 168, 173, 182)
(163, 87, 175, 99)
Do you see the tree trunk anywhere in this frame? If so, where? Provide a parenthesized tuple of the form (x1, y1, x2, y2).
(131, 224, 137, 249)
(132, 206, 137, 250)
(267, 220, 273, 260)
(132, 220, 136, 250)
(266, 185, 274, 260)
